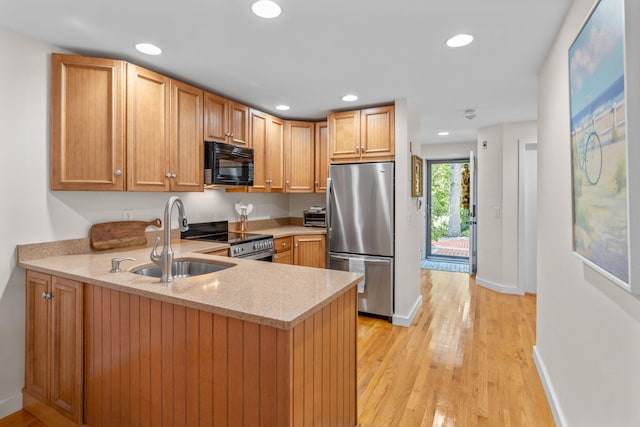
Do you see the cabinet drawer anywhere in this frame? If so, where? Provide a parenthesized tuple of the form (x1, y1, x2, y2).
(274, 236, 292, 253)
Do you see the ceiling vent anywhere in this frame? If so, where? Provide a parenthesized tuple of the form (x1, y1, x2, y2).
(464, 109, 476, 120)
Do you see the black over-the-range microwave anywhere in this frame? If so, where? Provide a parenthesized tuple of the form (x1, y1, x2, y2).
(204, 141, 254, 186)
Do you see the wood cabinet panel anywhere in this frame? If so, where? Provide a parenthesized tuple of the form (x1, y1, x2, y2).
(50, 54, 125, 191)
(229, 102, 250, 147)
(249, 109, 284, 193)
(81, 283, 356, 427)
(294, 234, 326, 268)
(204, 248, 229, 256)
(284, 121, 315, 193)
(274, 236, 293, 253)
(126, 64, 171, 191)
(24, 271, 83, 427)
(169, 80, 204, 191)
(203, 91, 229, 143)
(315, 121, 328, 193)
(361, 105, 395, 160)
(274, 250, 293, 264)
(329, 105, 395, 163)
(328, 110, 360, 161)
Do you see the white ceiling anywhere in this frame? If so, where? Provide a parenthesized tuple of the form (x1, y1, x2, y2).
(0, 0, 571, 145)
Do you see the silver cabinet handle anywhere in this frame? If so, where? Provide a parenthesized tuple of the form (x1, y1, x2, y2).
(165, 173, 171, 178)
(171, 173, 177, 178)
(355, 147, 360, 153)
(41, 292, 54, 299)
(115, 169, 122, 176)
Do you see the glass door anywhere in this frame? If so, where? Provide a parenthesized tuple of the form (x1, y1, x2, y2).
(425, 159, 471, 262)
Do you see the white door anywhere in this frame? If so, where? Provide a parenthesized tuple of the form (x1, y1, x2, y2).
(519, 140, 538, 293)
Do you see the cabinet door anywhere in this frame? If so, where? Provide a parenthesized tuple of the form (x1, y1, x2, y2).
(284, 121, 315, 193)
(25, 271, 51, 402)
(49, 277, 83, 423)
(170, 80, 204, 192)
(314, 121, 328, 193)
(360, 105, 395, 160)
(203, 92, 229, 143)
(126, 64, 171, 191)
(267, 115, 285, 192)
(328, 110, 361, 162)
(249, 109, 268, 192)
(229, 102, 250, 147)
(294, 235, 326, 268)
(50, 54, 126, 191)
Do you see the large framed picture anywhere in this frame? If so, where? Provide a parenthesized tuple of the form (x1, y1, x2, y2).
(569, 0, 639, 293)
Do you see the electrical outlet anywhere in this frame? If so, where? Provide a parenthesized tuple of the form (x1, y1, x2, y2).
(122, 209, 133, 221)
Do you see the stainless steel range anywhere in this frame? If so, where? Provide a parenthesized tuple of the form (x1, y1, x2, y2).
(181, 221, 275, 261)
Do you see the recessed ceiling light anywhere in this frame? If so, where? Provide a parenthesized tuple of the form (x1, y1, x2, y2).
(252, 0, 281, 19)
(342, 94, 358, 102)
(446, 34, 474, 48)
(275, 104, 290, 111)
(438, 131, 450, 136)
(135, 43, 162, 55)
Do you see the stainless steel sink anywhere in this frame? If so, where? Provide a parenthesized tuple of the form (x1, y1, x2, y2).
(132, 259, 233, 278)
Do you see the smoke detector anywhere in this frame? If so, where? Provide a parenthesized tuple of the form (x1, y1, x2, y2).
(464, 109, 476, 120)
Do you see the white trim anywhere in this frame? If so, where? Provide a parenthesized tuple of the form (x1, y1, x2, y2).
(0, 391, 22, 419)
(392, 295, 423, 327)
(475, 276, 524, 295)
(533, 345, 567, 427)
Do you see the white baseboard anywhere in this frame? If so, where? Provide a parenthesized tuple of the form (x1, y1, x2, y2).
(392, 295, 422, 327)
(475, 276, 524, 295)
(533, 345, 566, 427)
(0, 391, 22, 419)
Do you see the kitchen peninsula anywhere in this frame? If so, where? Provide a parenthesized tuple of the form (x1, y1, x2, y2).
(18, 238, 360, 427)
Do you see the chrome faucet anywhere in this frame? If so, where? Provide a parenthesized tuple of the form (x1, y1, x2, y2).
(150, 196, 189, 283)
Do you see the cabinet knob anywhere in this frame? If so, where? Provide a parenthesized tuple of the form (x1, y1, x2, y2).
(41, 292, 54, 299)
(361, 146, 365, 151)
(315, 181, 318, 186)
(171, 173, 177, 178)
(165, 173, 177, 178)
(114, 169, 122, 176)
(355, 147, 360, 153)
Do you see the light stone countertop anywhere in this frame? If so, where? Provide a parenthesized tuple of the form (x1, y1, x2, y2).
(18, 239, 359, 330)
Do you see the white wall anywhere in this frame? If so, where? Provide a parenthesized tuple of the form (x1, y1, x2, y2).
(392, 98, 422, 326)
(535, 0, 640, 425)
(475, 121, 536, 294)
(0, 28, 315, 417)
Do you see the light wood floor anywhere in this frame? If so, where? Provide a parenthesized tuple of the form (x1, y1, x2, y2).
(357, 269, 555, 427)
(1, 270, 553, 427)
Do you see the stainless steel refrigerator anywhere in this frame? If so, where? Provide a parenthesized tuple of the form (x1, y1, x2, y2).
(327, 162, 394, 319)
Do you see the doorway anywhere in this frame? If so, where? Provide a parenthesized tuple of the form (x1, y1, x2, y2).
(424, 159, 471, 271)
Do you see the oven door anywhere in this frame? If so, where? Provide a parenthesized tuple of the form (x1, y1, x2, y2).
(234, 249, 275, 262)
(205, 141, 254, 186)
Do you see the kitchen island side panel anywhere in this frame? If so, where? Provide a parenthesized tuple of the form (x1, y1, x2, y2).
(83, 284, 357, 427)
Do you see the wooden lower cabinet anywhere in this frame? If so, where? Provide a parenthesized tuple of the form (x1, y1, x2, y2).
(24, 271, 83, 427)
(294, 234, 326, 268)
(83, 284, 357, 426)
(274, 236, 293, 264)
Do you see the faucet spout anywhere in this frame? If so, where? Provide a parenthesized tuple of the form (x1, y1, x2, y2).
(151, 196, 189, 283)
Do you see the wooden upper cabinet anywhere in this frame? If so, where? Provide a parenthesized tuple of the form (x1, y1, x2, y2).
(127, 65, 203, 192)
(328, 110, 360, 162)
(284, 121, 314, 193)
(314, 121, 328, 193)
(170, 80, 204, 191)
(126, 64, 171, 191)
(328, 105, 394, 163)
(50, 54, 126, 191)
(360, 105, 395, 160)
(204, 92, 249, 148)
(249, 109, 284, 193)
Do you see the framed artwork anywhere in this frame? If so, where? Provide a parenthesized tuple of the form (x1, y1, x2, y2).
(569, 0, 639, 293)
(411, 155, 423, 198)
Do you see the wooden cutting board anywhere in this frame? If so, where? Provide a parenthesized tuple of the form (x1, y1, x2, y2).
(90, 218, 162, 250)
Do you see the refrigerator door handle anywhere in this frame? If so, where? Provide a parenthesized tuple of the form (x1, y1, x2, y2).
(365, 258, 392, 265)
(330, 254, 351, 261)
(326, 177, 332, 239)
